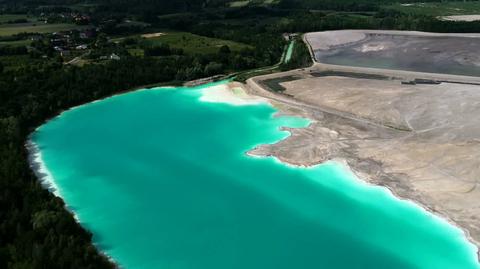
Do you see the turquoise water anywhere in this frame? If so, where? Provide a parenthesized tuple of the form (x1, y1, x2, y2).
(32, 81, 479, 269)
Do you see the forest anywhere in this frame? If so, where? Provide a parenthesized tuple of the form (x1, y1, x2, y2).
(2, 0, 480, 268)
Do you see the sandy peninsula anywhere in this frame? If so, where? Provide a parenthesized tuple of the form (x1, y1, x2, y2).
(200, 82, 267, 106)
(241, 30, 480, 254)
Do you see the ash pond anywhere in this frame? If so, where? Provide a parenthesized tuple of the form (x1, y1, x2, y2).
(30, 81, 479, 269)
(314, 34, 480, 77)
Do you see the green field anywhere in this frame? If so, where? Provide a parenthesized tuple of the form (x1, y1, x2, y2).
(385, 1, 480, 16)
(0, 23, 85, 37)
(142, 32, 252, 54)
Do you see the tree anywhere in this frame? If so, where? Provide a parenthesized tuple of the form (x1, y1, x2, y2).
(204, 62, 222, 76)
(219, 45, 231, 54)
(144, 44, 172, 56)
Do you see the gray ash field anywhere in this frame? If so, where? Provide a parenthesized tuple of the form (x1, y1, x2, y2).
(312, 32, 480, 77)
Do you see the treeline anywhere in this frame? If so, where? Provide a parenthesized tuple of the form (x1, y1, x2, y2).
(144, 43, 184, 57)
(277, 0, 452, 12)
(0, 0, 208, 14)
(0, 46, 28, 56)
(270, 11, 480, 33)
(3, 0, 480, 17)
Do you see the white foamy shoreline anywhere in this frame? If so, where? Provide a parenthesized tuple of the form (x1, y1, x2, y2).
(199, 83, 268, 106)
(248, 123, 480, 263)
(249, 140, 480, 263)
(246, 121, 479, 263)
(26, 138, 120, 265)
(333, 158, 480, 259)
(26, 140, 62, 198)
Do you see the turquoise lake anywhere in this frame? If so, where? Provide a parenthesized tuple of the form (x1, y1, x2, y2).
(31, 81, 479, 269)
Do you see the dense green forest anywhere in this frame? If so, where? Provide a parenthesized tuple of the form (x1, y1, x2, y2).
(2, 0, 480, 268)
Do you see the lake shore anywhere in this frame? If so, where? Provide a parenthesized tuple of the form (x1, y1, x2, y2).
(25, 138, 119, 264)
(240, 75, 480, 258)
(26, 78, 480, 267)
(203, 79, 480, 261)
(242, 30, 480, 257)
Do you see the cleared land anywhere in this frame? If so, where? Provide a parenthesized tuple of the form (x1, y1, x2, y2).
(141, 32, 165, 38)
(245, 30, 480, 251)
